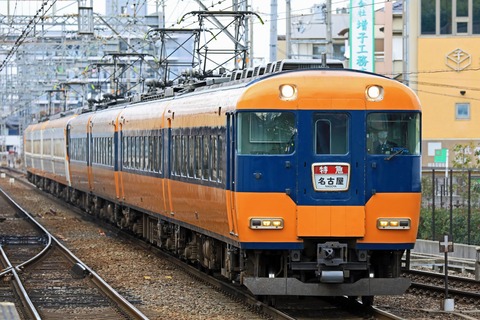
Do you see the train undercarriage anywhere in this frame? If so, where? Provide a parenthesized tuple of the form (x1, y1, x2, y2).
(28, 173, 410, 305)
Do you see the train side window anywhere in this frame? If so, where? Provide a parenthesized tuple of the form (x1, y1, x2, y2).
(131, 137, 135, 168)
(147, 135, 153, 172)
(97, 138, 100, 164)
(314, 113, 348, 155)
(157, 133, 163, 173)
(92, 138, 96, 163)
(151, 135, 156, 172)
(108, 137, 113, 166)
(75, 139, 79, 160)
(54, 138, 63, 157)
(174, 135, 181, 176)
(124, 137, 127, 167)
(70, 139, 75, 159)
(101, 138, 104, 164)
(135, 136, 140, 169)
(150, 135, 155, 172)
(126, 136, 130, 168)
(188, 135, 194, 177)
(171, 135, 176, 175)
(237, 112, 295, 155)
(103, 137, 106, 165)
(98, 138, 101, 164)
(130, 136, 134, 168)
(105, 137, 108, 165)
(92, 138, 98, 163)
(72, 138, 80, 161)
(211, 135, 218, 181)
(144, 136, 149, 171)
(203, 135, 210, 180)
(218, 135, 224, 182)
(182, 135, 188, 176)
(140, 136, 145, 170)
(195, 136, 202, 178)
(43, 137, 51, 156)
(34, 139, 40, 154)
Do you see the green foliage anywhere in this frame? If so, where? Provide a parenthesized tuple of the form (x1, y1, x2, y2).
(451, 142, 480, 169)
(418, 206, 480, 245)
(419, 142, 480, 245)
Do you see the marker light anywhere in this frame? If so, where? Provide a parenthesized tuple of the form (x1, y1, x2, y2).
(377, 218, 411, 230)
(366, 85, 384, 101)
(250, 218, 284, 229)
(279, 84, 297, 101)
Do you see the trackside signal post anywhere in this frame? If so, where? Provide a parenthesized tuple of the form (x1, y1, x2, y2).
(439, 234, 454, 311)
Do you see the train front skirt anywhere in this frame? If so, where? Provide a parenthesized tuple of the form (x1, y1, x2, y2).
(243, 277, 411, 296)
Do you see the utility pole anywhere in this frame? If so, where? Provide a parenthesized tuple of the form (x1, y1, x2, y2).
(269, 0, 278, 62)
(286, 0, 291, 59)
(325, 0, 333, 59)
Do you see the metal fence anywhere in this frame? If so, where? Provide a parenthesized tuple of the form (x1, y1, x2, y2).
(421, 168, 480, 246)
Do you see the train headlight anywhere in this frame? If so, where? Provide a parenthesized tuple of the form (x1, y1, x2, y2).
(250, 218, 284, 229)
(279, 84, 297, 101)
(366, 85, 384, 101)
(377, 218, 410, 230)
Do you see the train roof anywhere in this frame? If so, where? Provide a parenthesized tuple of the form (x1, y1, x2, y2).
(35, 58, 419, 123)
(83, 59, 345, 111)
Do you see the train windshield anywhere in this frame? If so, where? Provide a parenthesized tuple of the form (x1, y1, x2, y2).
(367, 112, 420, 155)
(237, 112, 296, 155)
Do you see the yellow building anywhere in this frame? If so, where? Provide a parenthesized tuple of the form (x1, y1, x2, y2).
(407, 1, 480, 168)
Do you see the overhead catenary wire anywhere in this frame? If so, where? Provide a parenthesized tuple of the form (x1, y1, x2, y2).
(0, 0, 58, 73)
(2, 0, 480, 115)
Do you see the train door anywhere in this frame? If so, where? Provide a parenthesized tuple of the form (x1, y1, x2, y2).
(115, 118, 123, 200)
(164, 119, 173, 214)
(226, 112, 238, 236)
(295, 110, 366, 237)
(87, 118, 94, 191)
(65, 123, 72, 186)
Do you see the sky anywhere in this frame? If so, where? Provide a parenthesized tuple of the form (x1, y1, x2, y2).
(0, 0, 353, 64)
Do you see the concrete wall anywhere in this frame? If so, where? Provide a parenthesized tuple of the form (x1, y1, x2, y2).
(414, 239, 478, 261)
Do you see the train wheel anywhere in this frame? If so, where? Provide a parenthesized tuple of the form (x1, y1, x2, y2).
(257, 295, 276, 307)
(361, 295, 374, 307)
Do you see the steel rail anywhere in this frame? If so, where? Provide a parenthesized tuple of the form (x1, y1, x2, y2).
(0, 245, 41, 320)
(0, 188, 53, 273)
(2, 171, 406, 320)
(51, 237, 150, 320)
(0, 186, 149, 320)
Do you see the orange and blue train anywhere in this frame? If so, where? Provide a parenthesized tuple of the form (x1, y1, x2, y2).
(24, 60, 421, 304)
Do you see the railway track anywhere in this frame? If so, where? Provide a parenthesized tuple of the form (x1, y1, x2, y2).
(0, 168, 406, 319)
(406, 269, 480, 303)
(0, 187, 148, 319)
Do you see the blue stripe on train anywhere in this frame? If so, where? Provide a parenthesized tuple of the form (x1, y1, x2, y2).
(356, 243, 415, 250)
(240, 242, 304, 250)
(239, 242, 415, 250)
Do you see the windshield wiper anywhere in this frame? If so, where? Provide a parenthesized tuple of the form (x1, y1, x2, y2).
(384, 148, 404, 161)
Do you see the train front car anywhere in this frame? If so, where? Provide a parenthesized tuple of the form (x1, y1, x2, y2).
(234, 69, 421, 303)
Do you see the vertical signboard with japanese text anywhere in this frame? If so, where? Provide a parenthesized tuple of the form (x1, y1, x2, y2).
(349, 0, 375, 72)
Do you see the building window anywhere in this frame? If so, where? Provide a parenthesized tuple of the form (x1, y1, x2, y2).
(455, 103, 470, 120)
(421, 0, 436, 34)
(313, 44, 326, 59)
(421, 0, 480, 35)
